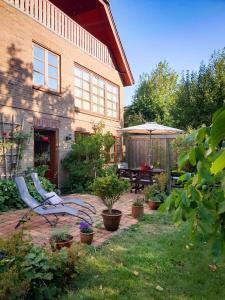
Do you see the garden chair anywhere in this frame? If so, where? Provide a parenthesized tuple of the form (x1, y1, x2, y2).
(14, 176, 93, 228)
(31, 173, 96, 214)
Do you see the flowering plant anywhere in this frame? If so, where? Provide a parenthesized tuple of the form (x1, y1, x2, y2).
(79, 221, 93, 234)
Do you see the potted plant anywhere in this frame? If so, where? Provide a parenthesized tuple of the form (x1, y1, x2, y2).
(79, 221, 94, 245)
(144, 184, 166, 210)
(132, 197, 145, 218)
(50, 226, 73, 251)
(92, 175, 128, 231)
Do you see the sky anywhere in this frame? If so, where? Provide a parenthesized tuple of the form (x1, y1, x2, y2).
(110, 0, 225, 106)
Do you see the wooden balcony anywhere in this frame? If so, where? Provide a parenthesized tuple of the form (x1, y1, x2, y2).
(4, 0, 115, 68)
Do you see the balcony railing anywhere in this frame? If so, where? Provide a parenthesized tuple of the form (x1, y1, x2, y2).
(4, 0, 115, 68)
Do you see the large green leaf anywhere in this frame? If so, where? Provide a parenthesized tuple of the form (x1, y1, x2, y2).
(211, 150, 225, 174)
(211, 107, 225, 148)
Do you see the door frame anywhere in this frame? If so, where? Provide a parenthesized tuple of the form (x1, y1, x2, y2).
(33, 127, 59, 186)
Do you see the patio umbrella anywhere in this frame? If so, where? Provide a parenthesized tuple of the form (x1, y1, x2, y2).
(119, 122, 183, 165)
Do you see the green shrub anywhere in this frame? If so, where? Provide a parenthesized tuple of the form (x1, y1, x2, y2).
(0, 232, 82, 300)
(62, 123, 115, 193)
(91, 175, 128, 213)
(0, 168, 56, 212)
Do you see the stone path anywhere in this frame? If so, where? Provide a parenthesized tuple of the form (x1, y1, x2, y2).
(0, 193, 152, 247)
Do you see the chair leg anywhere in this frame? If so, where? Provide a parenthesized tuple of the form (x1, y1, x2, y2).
(78, 210, 93, 225)
(15, 209, 32, 229)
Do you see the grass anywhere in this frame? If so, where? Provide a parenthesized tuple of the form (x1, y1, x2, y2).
(62, 213, 225, 300)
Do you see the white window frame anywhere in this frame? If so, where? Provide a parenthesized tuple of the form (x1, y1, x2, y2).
(32, 43, 60, 92)
(74, 65, 119, 119)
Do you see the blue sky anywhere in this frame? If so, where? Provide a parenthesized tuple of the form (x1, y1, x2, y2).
(110, 0, 225, 105)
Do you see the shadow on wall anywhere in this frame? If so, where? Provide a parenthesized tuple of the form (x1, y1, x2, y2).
(0, 43, 76, 178)
(0, 43, 75, 120)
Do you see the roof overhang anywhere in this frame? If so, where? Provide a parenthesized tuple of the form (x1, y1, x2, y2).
(51, 0, 134, 86)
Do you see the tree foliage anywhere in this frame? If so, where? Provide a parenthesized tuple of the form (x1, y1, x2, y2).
(125, 49, 225, 129)
(161, 107, 225, 256)
(125, 61, 178, 126)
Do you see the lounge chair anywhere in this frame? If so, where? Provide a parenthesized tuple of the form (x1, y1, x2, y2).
(14, 176, 93, 228)
(31, 173, 96, 214)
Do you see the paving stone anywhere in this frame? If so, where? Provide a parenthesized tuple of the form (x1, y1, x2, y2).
(0, 193, 153, 248)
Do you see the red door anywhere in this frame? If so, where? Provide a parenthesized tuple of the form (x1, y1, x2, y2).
(34, 129, 58, 185)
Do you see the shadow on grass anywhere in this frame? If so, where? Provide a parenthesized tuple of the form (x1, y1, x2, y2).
(62, 213, 225, 300)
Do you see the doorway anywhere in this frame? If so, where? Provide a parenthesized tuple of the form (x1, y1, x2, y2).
(34, 129, 58, 185)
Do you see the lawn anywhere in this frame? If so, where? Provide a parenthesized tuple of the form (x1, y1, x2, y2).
(62, 213, 225, 300)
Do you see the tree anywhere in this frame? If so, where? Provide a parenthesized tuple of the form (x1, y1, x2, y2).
(162, 107, 225, 256)
(125, 61, 178, 126)
(172, 49, 225, 129)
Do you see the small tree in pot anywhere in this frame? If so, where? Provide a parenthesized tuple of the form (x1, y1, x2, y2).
(92, 175, 128, 231)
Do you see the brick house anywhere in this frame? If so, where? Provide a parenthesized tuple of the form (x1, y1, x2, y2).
(0, 0, 134, 185)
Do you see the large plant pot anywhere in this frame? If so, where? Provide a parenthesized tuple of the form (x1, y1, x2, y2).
(132, 205, 144, 218)
(102, 209, 122, 231)
(80, 232, 94, 245)
(148, 201, 160, 210)
(50, 234, 73, 251)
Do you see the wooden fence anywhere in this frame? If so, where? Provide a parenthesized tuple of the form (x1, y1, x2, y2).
(124, 135, 178, 170)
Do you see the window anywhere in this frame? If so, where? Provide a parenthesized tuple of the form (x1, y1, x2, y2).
(33, 43, 60, 92)
(74, 65, 119, 118)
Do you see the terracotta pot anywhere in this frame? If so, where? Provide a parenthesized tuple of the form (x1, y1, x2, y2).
(80, 231, 94, 245)
(132, 205, 144, 218)
(50, 234, 73, 251)
(102, 209, 122, 231)
(148, 201, 160, 210)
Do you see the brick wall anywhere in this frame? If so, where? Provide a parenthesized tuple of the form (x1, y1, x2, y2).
(0, 1, 124, 185)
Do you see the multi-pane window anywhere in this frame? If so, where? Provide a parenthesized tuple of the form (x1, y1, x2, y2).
(74, 65, 119, 118)
(33, 43, 60, 92)
(74, 67, 91, 110)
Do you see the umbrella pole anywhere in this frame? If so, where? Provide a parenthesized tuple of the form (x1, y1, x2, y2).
(148, 130, 152, 165)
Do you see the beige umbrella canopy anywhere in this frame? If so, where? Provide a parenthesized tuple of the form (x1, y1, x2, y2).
(119, 122, 183, 135)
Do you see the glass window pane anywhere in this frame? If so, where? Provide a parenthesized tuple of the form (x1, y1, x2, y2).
(107, 109, 113, 117)
(83, 101, 90, 110)
(83, 81, 90, 91)
(33, 71, 44, 86)
(75, 88, 82, 98)
(99, 79, 104, 88)
(33, 59, 44, 74)
(99, 107, 104, 114)
(99, 97, 104, 106)
(83, 91, 90, 101)
(112, 102, 117, 110)
(112, 111, 117, 118)
(92, 76, 98, 85)
(48, 52, 58, 66)
(48, 65, 57, 78)
(92, 104, 98, 113)
(92, 86, 98, 95)
(75, 99, 81, 107)
(93, 95, 98, 103)
(48, 78, 58, 91)
(75, 77, 82, 88)
(107, 92, 113, 100)
(83, 71, 89, 81)
(107, 84, 113, 92)
(99, 89, 104, 97)
(33, 45, 44, 60)
(107, 100, 113, 109)
(74, 67, 82, 78)
(112, 95, 118, 103)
